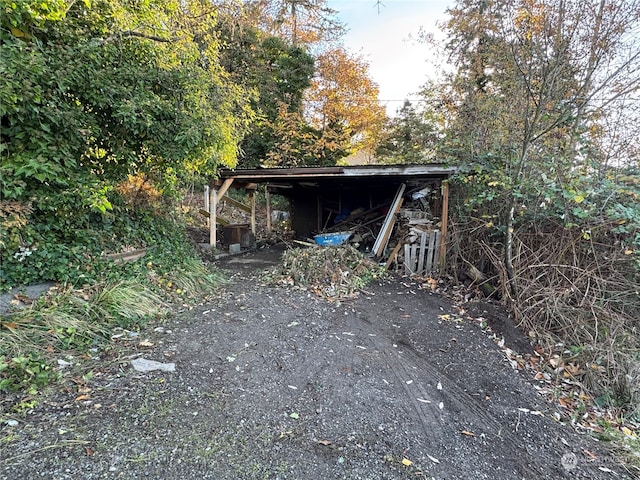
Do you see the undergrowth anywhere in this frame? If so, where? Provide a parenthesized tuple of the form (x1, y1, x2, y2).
(448, 212, 640, 473)
(0, 185, 226, 397)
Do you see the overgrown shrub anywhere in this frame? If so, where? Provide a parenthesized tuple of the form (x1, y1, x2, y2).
(448, 168, 640, 419)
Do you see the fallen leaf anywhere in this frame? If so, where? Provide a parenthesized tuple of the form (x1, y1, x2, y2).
(558, 397, 573, 408)
(1, 322, 19, 330)
(138, 340, 154, 348)
(318, 440, 332, 446)
(289, 412, 300, 419)
(401, 458, 413, 466)
(583, 449, 597, 460)
(75, 394, 90, 401)
(549, 355, 563, 368)
(461, 430, 475, 437)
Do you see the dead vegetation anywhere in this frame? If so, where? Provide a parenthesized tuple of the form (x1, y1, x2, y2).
(449, 217, 640, 447)
(268, 245, 385, 301)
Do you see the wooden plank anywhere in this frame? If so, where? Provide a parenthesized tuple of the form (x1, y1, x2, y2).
(439, 181, 449, 270)
(249, 190, 256, 234)
(426, 230, 437, 273)
(221, 195, 251, 213)
(410, 244, 418, 273)
(199, 209, 229, 226)
(417, 232, 427, 274)
(209, 186, 217, 246)
(373, 183, 406, 256)
(217, 178, 234, 200)
(384, 242, 404, 270)
(374, 199, 403, 258)
(404, 244, 412, 275)
(265, 187, 272, 233)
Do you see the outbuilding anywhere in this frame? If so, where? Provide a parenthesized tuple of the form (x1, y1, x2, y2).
(207, 164, 456, 274)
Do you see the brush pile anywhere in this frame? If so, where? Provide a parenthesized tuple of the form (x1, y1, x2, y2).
(269, 245, 384, 301)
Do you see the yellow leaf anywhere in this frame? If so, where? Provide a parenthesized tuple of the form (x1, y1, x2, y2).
(10, 27, 26, 38)
(487, 181, 500, 187)
(624, 249, 633, 255)
(621, 426, 635, 437)
(485, 221, 494, 228)
(573, 194, 585, 203)
(401, 458, 413, 466)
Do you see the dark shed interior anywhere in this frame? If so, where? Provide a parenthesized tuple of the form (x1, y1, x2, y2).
(217, 165, 456, 239)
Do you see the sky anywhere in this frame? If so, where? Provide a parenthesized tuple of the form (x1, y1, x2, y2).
(327, 0, 453, 116)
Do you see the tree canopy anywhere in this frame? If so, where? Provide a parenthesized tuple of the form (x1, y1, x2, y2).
(1, 0, 252, 201)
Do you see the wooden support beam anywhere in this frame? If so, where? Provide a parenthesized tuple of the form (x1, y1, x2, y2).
(221, 195, 251, 213)
(249, 190, 256, 234)
(217, 178, 234, 200)
(384, 242, 404, 270)
(439, 180, 450, 271)
(373, 183, 406, 257)
(265, 186, 272, 233)
(199, 209, 229, 226)
(209, 186, 217, 247)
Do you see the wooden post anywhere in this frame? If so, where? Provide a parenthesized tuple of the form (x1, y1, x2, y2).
(249, 189, 256, 234)
(209, 186, 217, 247)
(265, 186, 272, 233)
(317, 193, 322, 232)
(438, 180, 449, 271)
(204, 185, 210, 227)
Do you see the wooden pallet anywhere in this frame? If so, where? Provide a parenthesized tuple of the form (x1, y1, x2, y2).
(404, 230, 441, 276)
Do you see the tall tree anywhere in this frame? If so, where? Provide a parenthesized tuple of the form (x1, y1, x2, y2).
(441, 0, 640, 295)
(305, 47, 387, 163)
(375, 98, 442, 164)
(0, 0, 251, 200)
(254, 0, 345, 46)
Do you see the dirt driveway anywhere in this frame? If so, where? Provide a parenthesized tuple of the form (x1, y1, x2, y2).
(0, 247, 628, 479)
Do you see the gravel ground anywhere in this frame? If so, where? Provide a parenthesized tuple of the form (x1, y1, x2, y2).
(0, 247, 630, 479)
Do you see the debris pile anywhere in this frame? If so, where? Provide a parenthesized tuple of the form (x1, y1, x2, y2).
(319, 183, 442, 277)
(269, 245, 385, 300)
